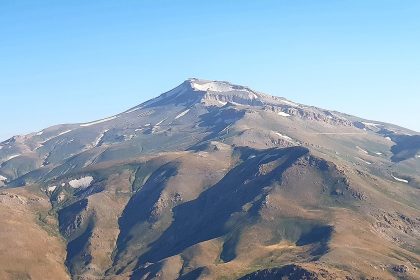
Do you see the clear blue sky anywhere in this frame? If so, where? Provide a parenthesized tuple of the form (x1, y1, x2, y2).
(1, 0, 419, 140)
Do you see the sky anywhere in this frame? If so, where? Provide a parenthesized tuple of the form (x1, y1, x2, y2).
(1, 0, 419, 140)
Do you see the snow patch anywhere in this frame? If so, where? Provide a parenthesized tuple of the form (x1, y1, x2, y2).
(356, 146, 369, 154)
(6, 154, 20, 161)
(0, 175, 7, 181)
(356, 157, 372, 165)
(229, 101, 246, 107)
(375, 152, 383, 155)
(125, 107, 141, 114)
(57, 193, 66, 203)
(155, 119, 165, 126)
(69, 176, 94, 189)
(392, 175, 409, 184)
(94, 130, 108, 147)
(47, 186, 57, 192)
(278, 111, 291, 117)
(362, 122, 381, 128)
(124, 134, 135, 141)
(175, 109, 190, 120)
(416, 155, 420, 158)
(40, 130, 72, 145)
(275, 132, 293, 142)
(385, 137, 392, 141)
(280, 99, 299, 107)
(58, 129, 72, 136)
(80, 116, 117, 127)
(36, 131, 44, 136)
(191, 80, 253, 95)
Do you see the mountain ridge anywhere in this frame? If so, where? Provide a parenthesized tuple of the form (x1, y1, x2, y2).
(0, 79, 419, 189)
(2, 78, 418, 143)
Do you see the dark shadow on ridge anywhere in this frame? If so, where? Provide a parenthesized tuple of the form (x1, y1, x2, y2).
(131, 146, 309, 276)
(111, 162, 179, 273)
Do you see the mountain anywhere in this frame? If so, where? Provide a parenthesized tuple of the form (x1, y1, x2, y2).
(0, 79, 419, 280)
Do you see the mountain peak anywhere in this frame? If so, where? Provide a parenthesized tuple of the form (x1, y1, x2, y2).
(139, 78, 265, 108)
(137, 78, 306, 110)
(188, 78, 265, 107)
(184, 78, 301, 108)
(186, 78, 256, 95)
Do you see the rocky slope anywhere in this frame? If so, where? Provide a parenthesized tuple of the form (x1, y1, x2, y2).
(0, 79, 420, 280)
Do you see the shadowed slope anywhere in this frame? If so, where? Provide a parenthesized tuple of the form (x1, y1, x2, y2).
(131, 147, 309, 273)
